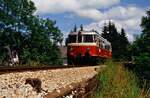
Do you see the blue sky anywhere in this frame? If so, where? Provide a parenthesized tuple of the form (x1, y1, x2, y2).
(32, 0, 150, 42)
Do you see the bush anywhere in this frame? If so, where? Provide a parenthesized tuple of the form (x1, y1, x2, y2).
(134, 53, 150, 89)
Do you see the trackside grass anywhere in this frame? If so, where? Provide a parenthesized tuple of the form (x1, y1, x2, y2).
(94, 61, 150, 98)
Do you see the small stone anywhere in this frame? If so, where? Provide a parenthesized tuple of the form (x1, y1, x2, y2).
(14, 89, 21, 95)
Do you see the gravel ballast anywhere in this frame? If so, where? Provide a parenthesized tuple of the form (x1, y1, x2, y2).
(0, 66, 100, 98)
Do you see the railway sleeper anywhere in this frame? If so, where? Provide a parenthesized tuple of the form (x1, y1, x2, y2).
(45, 75, 99, 98)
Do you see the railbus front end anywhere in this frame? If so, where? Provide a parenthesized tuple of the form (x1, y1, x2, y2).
(66, 29, 112, 65)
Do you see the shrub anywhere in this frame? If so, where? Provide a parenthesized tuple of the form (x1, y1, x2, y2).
(134, 53, 150, 89)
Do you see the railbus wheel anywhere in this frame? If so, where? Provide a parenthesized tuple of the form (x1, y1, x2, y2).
(67, 57, 74, 65)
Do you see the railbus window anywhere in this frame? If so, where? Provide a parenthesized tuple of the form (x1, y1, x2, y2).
(101, 41, 105, 49)
(99, 40, 103, 48)
(69, 35, 76, 43)
(105, 45, 110, 50)
(94, 35, 98, 42)
(83, 35, 94, 43)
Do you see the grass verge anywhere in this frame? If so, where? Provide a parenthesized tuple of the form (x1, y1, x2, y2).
(94, 61, 150, 98)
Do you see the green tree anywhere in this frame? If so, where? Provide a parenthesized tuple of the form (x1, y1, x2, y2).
(141, 10, 150, 37)
(132, 9, 150, 84)
(119, 28, 130, 59)
(102, 21, 129, 60)
(0, 0, 63, 65)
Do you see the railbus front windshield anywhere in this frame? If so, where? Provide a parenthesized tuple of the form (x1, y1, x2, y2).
(83, 35, 94, 43)
(68, 35, 76, 43)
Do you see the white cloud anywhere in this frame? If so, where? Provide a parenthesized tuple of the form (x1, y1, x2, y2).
(32, 0, 144, 22)
(32, 0, 80, 14)
(78, 0, 120, 9)
(123, 18, 141, 31)
(75, 9, 103, 21)
(126, 33, 134, 42)
(104, 6, 144, 20)
(32, 0, 120, 20)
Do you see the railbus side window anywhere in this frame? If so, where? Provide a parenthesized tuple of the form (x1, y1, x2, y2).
(105, 45, 108, 50)
(105, 45, 111, 51)
(98, 39, 104, 48)
(107, 45, 110, 51)
(99, 40, 102, 48)
(94, 35, 97, 42)
(102, 41, 105, 49)
(94, 35, 99, 46)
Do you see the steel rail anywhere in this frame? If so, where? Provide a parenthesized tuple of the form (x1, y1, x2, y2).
(0, 65, 97, 74)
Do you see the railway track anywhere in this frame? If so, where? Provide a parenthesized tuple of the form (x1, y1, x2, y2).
(0, 65, 98, 74)
(0, 65, 100, 98)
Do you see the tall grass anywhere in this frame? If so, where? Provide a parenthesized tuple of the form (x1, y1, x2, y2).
(94, 61, 150, 98)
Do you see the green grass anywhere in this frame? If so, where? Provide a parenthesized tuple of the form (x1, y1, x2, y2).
(94, 61, 150, 98)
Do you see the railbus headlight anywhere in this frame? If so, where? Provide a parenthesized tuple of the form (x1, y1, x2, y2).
(70, 47, 73, 51)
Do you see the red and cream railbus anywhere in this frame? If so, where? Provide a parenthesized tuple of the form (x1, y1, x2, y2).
(66, 27, 112, 65)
